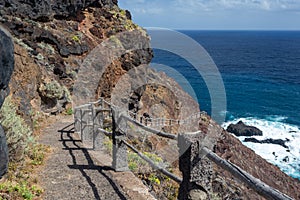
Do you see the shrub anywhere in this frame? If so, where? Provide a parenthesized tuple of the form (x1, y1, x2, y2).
(65, 108, 73, 115)
(0, 96, 46, 199)
(0, 179, 43, 200)
(0, 96, 34, 161)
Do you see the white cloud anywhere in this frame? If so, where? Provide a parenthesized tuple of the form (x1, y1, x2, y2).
(119, 0, 300, 29)
(261, 0, 271, 10)
(120, 0, 165, 14)
(171, 0, 300, 12)
(133, 7, 163, 14)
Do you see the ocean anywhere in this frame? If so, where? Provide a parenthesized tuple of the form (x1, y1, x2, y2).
(150, 30, 300, 180)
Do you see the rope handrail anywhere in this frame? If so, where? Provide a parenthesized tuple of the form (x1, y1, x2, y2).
(75, 98, 206, 129)
(98, 128, 112, 136)
(121, 114, 177, 140)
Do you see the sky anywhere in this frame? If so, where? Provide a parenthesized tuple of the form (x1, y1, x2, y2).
(119, 0, 300, 30)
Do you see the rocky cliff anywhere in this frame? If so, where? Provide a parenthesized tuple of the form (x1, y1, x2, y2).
(0, 0, 149, 122)
(0, 26, 14, 179)
(0, 0, 300, 199)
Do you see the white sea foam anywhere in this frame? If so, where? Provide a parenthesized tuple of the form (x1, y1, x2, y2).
(222, 117, 300, 179)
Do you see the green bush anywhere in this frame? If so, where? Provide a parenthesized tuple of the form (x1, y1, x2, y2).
(65, 108, 73, 115)
(0, 96, 34, 161)
(39, 80, 71, 101)
(0, 180, 43, 200)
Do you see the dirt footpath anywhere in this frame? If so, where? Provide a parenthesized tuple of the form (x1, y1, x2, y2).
(38, 115, 155, 200)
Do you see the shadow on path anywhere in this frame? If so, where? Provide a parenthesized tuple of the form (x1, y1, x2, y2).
(58, 123, 127, 200)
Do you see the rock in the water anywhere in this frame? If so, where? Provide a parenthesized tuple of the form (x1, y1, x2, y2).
(0, 26, 14, 179)
(244, 138, 288, 148)
(226, 121, 263, 137)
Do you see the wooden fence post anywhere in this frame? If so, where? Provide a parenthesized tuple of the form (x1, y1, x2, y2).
(93, 102, 105, 151)
(81, 109, 88, 143)
(80, 109, 84, 141)
(112, 107, 129, 172)
(81, 106, 93, 143)
(74, 108, 80, 133)
(178, 132, 213, 200)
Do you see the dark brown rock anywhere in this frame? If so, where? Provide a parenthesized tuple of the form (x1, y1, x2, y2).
(244, 138, 289, 148)
(0, 26, 14, 179)
(0, 0, 117, 21)
(226, 120, 263, 136)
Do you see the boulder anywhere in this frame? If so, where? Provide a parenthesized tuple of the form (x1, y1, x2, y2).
(0, 27, 14, 107)
(0, 126, 9, 179)
(0, 26, 14, 179)
(226, 121, 263, 137)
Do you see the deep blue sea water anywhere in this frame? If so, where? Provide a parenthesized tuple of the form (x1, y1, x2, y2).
(150, 30, 300, 180)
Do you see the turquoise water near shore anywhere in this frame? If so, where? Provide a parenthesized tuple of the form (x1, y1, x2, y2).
(151, 30, 300, 180)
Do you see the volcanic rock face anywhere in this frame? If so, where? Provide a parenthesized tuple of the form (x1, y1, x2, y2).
(0, 0, 118, 22)
(0, 0, 143, 117)
(0, 27, 14, 179)
(226, 120, 263, 136)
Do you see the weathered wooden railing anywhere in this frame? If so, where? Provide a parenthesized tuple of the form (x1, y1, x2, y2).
(74, 98, 293, 200)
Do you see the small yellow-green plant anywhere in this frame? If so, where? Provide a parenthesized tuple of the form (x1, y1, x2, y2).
(119, 9, 126, 17)
(65, 108, 73, 115)
(71, 35, 80, 43)
(144, 152, 163, 164)
(148, 174, 161, 185)
(0, 143, 47, 200)
(0, 180, 43, 200)
(128, 152, 146, 171)
(27, 143, 49, 166)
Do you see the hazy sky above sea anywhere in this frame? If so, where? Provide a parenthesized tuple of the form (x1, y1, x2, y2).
(119, 0, 300, 30)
